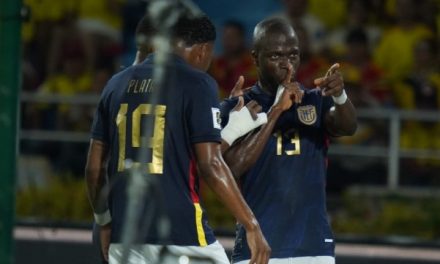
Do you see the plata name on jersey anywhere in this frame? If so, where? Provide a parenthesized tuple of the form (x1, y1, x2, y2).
(126, 78, 155, 94)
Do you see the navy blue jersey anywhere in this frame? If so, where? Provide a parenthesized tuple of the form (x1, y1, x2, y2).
(91, 53, 222, 246)
(220, 84, 334, 261)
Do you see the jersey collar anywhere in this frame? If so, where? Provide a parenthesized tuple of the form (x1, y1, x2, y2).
(143, 52, 187, 66)
(250, 82, 307, 109)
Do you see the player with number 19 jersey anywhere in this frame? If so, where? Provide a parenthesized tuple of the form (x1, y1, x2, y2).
(220, 83, 335, 262)
(91, 53, 221, 247)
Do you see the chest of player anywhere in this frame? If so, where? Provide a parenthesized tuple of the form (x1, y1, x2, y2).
(261, 94, 328, 158)
(266, 122, 328, 160)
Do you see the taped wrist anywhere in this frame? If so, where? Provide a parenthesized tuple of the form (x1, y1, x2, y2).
(221, 107, 268, 145)
(94, 210, 111, 226)
(332, 89, 347, 105)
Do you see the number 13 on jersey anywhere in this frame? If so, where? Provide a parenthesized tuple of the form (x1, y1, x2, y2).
(116, 103, 166, 173)
(276, 130, 301, 156)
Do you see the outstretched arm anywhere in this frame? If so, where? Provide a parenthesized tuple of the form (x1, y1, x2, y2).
(194, 142, 271, 264)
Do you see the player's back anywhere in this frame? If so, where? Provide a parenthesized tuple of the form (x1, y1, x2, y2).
(92, 53, 221, 246)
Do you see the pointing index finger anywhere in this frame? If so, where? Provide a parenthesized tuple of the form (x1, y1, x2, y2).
(325, 63, 340, 77)
(282, 63, 293, 86)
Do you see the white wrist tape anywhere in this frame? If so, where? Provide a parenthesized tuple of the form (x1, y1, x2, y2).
(332, 89, 347, 105)
(221, 107, 268, 145)
(94, 210, 112, 226)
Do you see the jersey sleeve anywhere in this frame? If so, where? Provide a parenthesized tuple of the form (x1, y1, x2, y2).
(219, 97, 238, 128)
(185, 75, 222, 144)
(321, 95, 334, 116)
(320, 92, 335, 133)
(91, 87, 111, 144)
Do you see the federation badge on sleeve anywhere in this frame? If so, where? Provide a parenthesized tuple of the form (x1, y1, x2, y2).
(297, 105, 317, 125)
(211, 107, 222, 129)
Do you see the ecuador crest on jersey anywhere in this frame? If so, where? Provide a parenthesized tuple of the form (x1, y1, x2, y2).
(297, 105, 317, 125)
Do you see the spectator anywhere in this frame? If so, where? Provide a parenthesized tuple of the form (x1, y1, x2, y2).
(46, 15, 94, 78)
(38, 47, 93, 131)
(416, 0, 439, 34)
(326, 0, 382, 57)
(294, 24, 329, 88)
(281, 0, 327, 54)
(23, 0, 78, 79)
(373, 0, 433, 83)
(77, 0, 123, 42)
(76, 0, 124, 71)
(329, 29, 388, 192)
(209, 20, 257, 98)
(395, 38, 440, 152)
(308, 0, 346, 30)
(342, 28, 389, 107)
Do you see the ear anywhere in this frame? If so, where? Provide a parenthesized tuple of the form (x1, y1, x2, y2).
(186, 44, 201, 64)
(185, 44, 200, 64)
(251, 49, 259, 67)
(198, 43, 209, 62)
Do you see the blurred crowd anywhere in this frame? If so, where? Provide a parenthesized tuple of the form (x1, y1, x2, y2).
(19, 0, 440, 186)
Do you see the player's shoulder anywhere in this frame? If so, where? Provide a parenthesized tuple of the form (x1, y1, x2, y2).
(182, 65, 216, 88)
(300, 85, 334, 114)
(303, 87, 321, 96)
(179, 67, 218, 98)
(102, 66, 133, 95)
(301, 86, 324, 102)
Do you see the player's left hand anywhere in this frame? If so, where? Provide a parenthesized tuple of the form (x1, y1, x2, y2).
(99, 223, 111, 262)
(313, 63, 344, 97)
(282, 63, 303, 104)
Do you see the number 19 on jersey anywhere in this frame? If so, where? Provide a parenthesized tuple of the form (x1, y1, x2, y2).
(116, 103, 166, 174)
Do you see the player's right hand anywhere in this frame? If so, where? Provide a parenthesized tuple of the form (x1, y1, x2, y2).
(245, 100, 263, 120)
(229, 75, 253, 98)
(99, 223, 111, 262)
(231, 97, 263, 120)
(246, 222, 271, 264)
(222, 97, 267, 146)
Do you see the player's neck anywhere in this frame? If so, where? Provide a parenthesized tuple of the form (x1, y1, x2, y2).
(258, 80, 277, 96)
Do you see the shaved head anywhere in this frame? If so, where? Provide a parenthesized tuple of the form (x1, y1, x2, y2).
(251, 17, 300, 95)
(253, 17, 296, 52)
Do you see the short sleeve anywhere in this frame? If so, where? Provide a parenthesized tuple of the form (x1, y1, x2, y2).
(219, 98, 238, 128)
(186, 75, 222, 144)
(320, 92, 335, 133)
(321, 95, 334, 116)
(91, 90, 110, 144)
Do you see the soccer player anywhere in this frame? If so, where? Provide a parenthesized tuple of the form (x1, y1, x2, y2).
(85, 15, 273, 264)
(220, 17, 357, 264)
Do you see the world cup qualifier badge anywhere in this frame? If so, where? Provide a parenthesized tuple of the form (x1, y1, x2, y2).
(211, 107, 222, 129)
(297, 105, 317, 125)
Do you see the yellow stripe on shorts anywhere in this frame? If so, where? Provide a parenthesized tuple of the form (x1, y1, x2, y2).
(194, 203, 207, 246)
